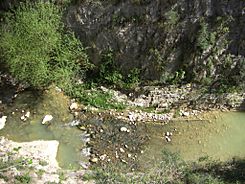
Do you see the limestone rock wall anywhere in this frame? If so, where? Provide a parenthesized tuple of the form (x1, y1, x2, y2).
(66, 0, 245, 82)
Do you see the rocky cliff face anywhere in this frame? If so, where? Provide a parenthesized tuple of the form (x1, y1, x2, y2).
(66, 0, 245, 85)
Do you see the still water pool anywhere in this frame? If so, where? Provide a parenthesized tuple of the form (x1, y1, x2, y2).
(139, 111, 245, 167)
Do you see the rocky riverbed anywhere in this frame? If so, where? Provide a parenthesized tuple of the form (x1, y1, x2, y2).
(0, 73, 245, 182)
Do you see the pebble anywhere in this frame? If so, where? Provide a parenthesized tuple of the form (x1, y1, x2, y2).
(70, 102, 79, 110)
(121, 159, 127, 163)
(25, 111, 30, 118)
(90, 157, 98, 163)
(120, 127, 128, 132)
(119, 148, 125, 153)
(165, 136, 171, 142)
(20, 115, 26, 121)
(80, 162, 89, 169)
(99, 154, 107, 161)
(41, 115, 53, 125)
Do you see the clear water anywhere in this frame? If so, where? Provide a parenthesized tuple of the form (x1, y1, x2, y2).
(139, 111, 245, 167)
(0, 88, 87, 169)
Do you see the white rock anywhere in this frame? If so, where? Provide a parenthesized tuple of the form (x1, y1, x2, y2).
(165, 132, 170, 136)
(0, 116, 7, 130)
(182, 111, 190, 116)
(25, 111, 31, 118)
(128, 114, 135, 122)
(120, 127, 128, 132)
(20, 115, 26, 121)
(165, 136, 171, 142)
(99, 154, 107, 161)
(70, 102, 79, 110)
(74, 111, 79, 116)
(90, 157, 98, 163)
(42, 115, 53, 125)
(119, 148, 125, 153)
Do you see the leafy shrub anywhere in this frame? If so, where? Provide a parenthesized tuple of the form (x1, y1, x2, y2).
(99, 49, 124, 87)
(88, 49, 140, 90)
(0, 0, 89, 89)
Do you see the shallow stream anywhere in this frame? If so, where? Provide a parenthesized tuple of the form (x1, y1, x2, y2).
(0, 88, 87, 169)
(139, 111, 245, 168)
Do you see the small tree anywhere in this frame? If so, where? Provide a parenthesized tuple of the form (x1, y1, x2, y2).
(0, 0, 89, 88)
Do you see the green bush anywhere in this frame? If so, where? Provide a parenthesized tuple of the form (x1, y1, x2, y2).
(0, 0, 89, 89)
(91, 150, 229, 184)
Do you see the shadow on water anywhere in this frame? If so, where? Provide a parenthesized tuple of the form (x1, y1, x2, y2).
(238, 99, 245, 111)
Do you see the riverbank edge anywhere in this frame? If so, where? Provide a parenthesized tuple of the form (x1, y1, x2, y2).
(70, 84, 245, 124)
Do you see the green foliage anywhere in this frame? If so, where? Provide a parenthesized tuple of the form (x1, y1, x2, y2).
(91, 150, 187, 184)
(185, 173, 224, 184)
(164, 9, 180, 28)
(0, 0, 89, 89)
(125, 68, 140, 89)
(91, 150, 230, 184)
(170, 69, 186, 84)
(196, 18, 216, 51)
(15, 173, 31, 184)
(68, 84, 126, 110)
(99, 49, 123, 87)
(196, 17, 230, 53)
(94, 49, 140, 89)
